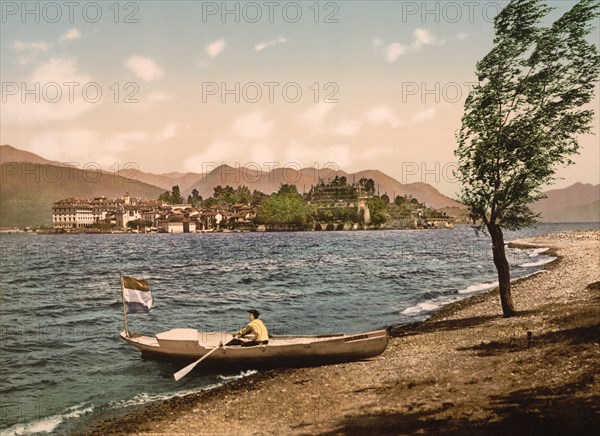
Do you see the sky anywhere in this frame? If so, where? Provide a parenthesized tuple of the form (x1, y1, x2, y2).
(1, 0, 599, 198)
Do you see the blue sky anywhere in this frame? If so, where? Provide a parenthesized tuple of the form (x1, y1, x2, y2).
(1, 1, 598, 197)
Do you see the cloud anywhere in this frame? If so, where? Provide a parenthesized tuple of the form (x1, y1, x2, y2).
(298, 102, 335, 134)
(157, 122, 179, 141)
(147, 92, 173, 102)
(12, 40, 53, 65)
(365, 105, 403, 128)
(125, 56, 165, 82)
(60, 28, 81, 42)
(378, 28, 444, 63)
(456, 32, 469, 41)
(230, 111, 273, 139)
(282, 143, 354, 169)
(412, 107, 436, 123)
(184, 139, 276, 172)
(28, 129, 148, 167)
(3, 57, 95, 124)
(413, 28, 435, 46)
(184, 112, 276, 171)
(332, 120, 362, 136)
(254, 36, 287, 52)
(205, 39, 225, 58)
(384, 43, 407, 63)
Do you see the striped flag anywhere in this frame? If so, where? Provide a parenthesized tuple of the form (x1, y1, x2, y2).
(121, 276, 152, 313)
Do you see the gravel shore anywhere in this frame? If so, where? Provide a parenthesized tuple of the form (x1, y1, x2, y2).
(85, 230, 600, 435)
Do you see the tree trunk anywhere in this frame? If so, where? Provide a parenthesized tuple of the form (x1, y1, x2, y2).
(487, 222, 515, 317)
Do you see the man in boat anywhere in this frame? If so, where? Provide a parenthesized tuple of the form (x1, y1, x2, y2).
(231, 309, 269, 347)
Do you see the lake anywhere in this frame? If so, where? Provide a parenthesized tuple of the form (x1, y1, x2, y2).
(1, 222, 598, 435)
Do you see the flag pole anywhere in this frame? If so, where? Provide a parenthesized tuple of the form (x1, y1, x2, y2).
(120, 275, 129, 337)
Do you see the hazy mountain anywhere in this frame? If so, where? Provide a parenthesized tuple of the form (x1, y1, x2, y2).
(0, 144, 65, 166)
(114, 169, 202, 192)
(531, 183, 600, 222)
(0, 162, 164, 227)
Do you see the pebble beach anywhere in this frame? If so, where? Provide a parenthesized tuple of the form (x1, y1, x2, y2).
(84, 230, 600, 435)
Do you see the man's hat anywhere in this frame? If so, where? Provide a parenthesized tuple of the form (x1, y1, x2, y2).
(248, 309, 260, 318)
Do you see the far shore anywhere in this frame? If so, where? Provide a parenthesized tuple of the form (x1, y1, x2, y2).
(81, 230, 599, 435)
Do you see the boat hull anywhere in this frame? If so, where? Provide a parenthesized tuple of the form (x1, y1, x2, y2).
(120, 328, 389, 369)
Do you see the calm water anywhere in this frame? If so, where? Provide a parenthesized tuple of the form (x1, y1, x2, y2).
(1, 223, 598, 435)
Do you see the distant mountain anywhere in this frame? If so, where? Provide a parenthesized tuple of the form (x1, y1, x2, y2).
(0, 144, 64, 166)
(0, 162, 164, 227)
(532, 183, 600, 222)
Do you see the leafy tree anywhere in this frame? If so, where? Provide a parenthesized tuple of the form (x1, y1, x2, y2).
(158, 191, 171, 203)
(455, 0, 600, 317)
(127, 219, 152, 229)
(366, 197, 389, 225)
(187, 188, 202, 207)
(235, 186, 252, 204)
(257, 189, 314, 229)
(358, 178, 375, 195)
(171, 185, 183, 204)
(203, 197, 218, 208)
(381, 194, 390, 204)
(251, 190, 268, 206)
(394, 195, 406, 206)
(277, 184, 299, 195)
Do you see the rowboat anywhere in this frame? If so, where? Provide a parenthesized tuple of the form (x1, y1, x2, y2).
(120, 328, 389, 369)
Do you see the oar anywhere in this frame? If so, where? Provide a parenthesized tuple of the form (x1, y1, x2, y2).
(173, 345, 221, 381)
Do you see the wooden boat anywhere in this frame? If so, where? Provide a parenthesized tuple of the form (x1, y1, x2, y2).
(120, 328, 389, 369)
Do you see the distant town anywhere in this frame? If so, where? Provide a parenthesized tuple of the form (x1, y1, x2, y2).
(49, 177, 454, 233)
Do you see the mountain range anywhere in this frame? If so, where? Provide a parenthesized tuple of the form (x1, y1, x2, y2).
(0, 144, 598, 227)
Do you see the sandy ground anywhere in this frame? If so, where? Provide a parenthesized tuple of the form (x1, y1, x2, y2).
(84, 230, 600, 435)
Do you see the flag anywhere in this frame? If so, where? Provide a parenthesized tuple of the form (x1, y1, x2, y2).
(121, 276, 152, 313)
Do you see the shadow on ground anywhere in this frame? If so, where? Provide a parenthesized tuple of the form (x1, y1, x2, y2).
(316, 386, 599, 436)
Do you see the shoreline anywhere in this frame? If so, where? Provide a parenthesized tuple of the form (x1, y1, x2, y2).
(81, 230, 599, 435)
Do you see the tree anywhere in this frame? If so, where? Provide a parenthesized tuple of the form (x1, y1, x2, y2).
(277, 184, 299, 195)
(394, 195, 406, 206)
(358, 178, 375, 195)
(235, 186, 252, 204)
(366, 197, 389, 225)
(158, 191, 171, 203)
(171, 185, 183, 204)
(455, 0, 599, 317)
(127, 219, 152, 230)
(188, 188, 202, 207)
(251, 190, 268, 206)
(257, 189, 314, 229)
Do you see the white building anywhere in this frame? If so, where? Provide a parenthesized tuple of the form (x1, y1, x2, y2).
(52, 199, 94, 228)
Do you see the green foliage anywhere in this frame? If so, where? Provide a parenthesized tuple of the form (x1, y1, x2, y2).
(170, 185, 183, 204)
(126, 219, 152, 229)
(187, 188, 202, 207)
(211, 185, 257, 205)
(358, 178, 375, 195)
(277, 184, 299, 196)
(366, 197, 390, 225)
(251, 190, 268, 205)
(257, 190, 315, 229)
(307, 179, 358, 205)
(158, 191, 171, 203)
(455, 0, 600, 231)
